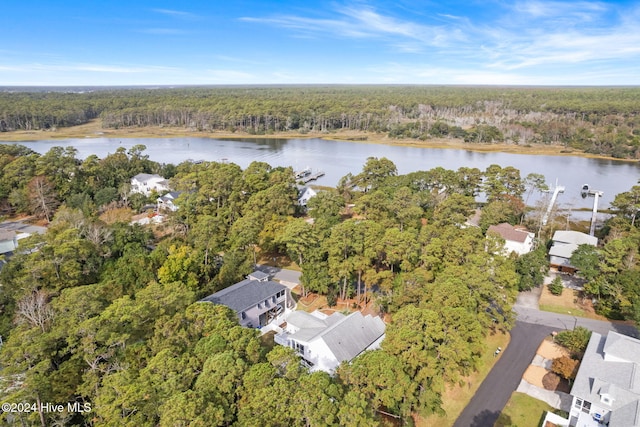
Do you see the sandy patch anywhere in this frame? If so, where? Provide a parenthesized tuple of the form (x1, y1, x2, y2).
(523, 365, 548, 388)
(537, 340, 570, 360)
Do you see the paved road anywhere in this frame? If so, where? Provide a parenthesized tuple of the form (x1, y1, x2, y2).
(454, 303, 639, 427)
(515, 305, 638, 338)
(453, 321, 555, 427)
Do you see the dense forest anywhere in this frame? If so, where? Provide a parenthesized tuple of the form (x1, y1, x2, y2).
(0, 143, 639, 426)
(1, 86, 640, 158)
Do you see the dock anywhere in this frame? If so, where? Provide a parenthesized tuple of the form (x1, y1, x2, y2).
(295, 167, 312, 180)
(299, 170, 325, 183)
(542, 182, 565, 226)
(294, 167, 324, 183)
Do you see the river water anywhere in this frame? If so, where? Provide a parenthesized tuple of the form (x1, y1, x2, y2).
(5, 136, 640, 209)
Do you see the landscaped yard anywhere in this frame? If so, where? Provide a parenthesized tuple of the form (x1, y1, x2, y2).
(416, 330, 510, 427)
(538, 282, 604, 320)
(495, 392, 555, 427)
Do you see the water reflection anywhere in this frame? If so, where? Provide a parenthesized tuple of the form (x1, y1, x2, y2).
(4, 137, 639, 208)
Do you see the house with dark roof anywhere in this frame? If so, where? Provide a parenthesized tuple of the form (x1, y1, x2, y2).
(298, 186, 317, 207)
(200, 271, 293, 328)
(157, 191, 183, 212)
(131, 173, 170, 196)
(274, 310, 386, 373)
(543, 331, 640, 427)
(549, 230, 598, 273)
(487, 223, 535, 255)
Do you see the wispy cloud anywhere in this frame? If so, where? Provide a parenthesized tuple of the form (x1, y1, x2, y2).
(511, 0, 607, 21)
(242, 1, 640, 78)
(241, 4, 464, 50)
(152, 9, 198, 19)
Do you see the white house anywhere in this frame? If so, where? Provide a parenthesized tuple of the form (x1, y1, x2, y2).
(487, 223, 535, 255)
(274, 310, 385, 373)
(157, 191, 182, 212)
(200, 271, 294, 328)
(545, 331, 640, 427)
(298, 187, 317, 207)
(0, 230, 18, 255)
(131, 173, 170, 196)
(549, 230, 598, 273)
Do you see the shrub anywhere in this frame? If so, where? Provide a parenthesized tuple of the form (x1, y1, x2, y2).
(548, 276, 564, 295)
(552, 356, 579, 380)
(556, 327, 592, 355)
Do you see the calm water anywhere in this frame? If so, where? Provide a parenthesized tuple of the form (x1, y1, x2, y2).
(5, 137, 640, 208)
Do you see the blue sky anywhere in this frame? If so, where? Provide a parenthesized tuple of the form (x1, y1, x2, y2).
(1, 0, 639, 86)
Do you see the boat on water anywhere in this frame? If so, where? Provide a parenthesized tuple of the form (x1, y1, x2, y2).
(581, 184, 589, 198)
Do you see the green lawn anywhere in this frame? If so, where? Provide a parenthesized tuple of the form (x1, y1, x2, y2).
(495, 392, 554, 427)
(417, 330, 510, 427)
(538, 304, 589, 318)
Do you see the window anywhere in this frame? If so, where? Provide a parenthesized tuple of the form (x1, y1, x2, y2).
(241, 312, 246, 320)
(272, 295, 276, 303)
(294, 342, 306, 354)
(574, 398, 583, 410)
(582, 401, 591, 414)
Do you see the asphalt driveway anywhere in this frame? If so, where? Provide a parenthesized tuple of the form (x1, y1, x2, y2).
(453, 321, 555, 427)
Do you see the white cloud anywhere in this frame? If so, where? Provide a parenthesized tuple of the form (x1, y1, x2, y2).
(152, 9, 198, 19)
(241, 4, 464, 49)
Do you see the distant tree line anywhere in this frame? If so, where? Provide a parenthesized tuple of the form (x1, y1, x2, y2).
(1, 86, 640, 158)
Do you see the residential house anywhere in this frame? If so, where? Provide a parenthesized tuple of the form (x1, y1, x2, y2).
(157, 191, 182, 212)
(487, 223, 535, 255)
(544, 331, 640, 427)
(200, 271, 293, 328)
(298, 186, 317, 207)
(274, 310, 386, 373)
(0, 230, 18, 255)
(549, 230, 598, 273)
(131, 173, 170, 196)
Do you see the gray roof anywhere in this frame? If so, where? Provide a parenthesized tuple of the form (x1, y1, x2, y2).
(247, 270, 269, 281)
(549, 242, 579, 260)
(552, 230, 597, 246)
(610, 400, 640, 427)
(571, 332, 640, 426)
(133, 173, 164, 183)
(160, 191, 182, 201)
(605, 331, 640, 365)
(287, 311, 346, 342)
(0, 230, 17, 254)
(319, 312, 386, 363)
(200, 278, 286, 313)
(288, 311, 385, 363)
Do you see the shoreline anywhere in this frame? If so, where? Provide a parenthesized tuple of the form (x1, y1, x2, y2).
(0, 120, 635, 163)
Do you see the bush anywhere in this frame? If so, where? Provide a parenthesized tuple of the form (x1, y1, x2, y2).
(552, 356, 579, 380)
(556, 327, 592, 354)
(548, 276, 564, 295)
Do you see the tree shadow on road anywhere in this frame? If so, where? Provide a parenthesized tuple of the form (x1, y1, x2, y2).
(472, 409, 508, 427)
